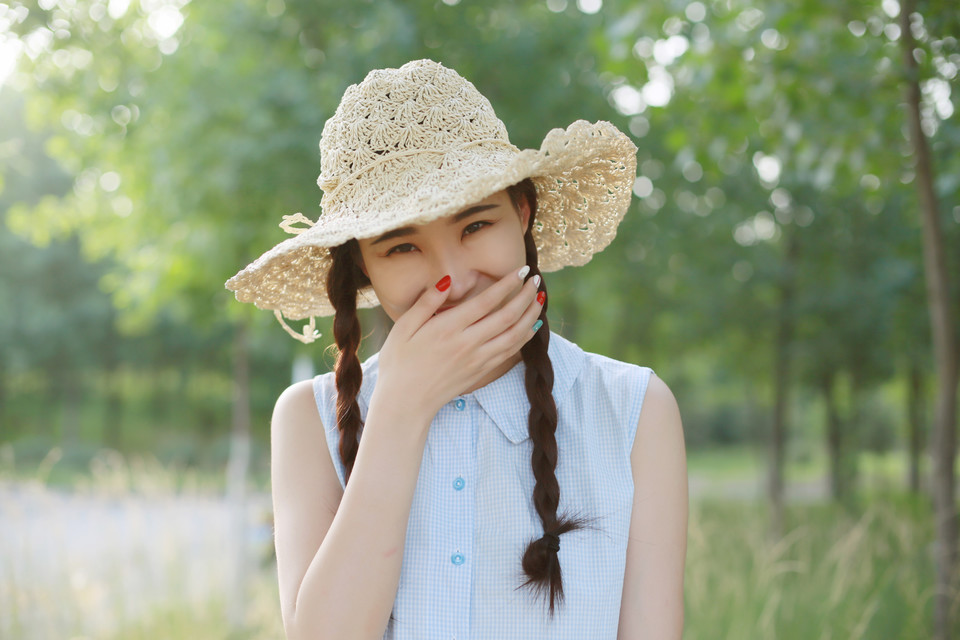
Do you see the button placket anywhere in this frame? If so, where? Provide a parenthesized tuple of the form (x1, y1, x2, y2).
(451, 398, 468, 567)
(440, 394, 473, 640)
(457, 397, 478, 640)
(453, 396, 467, 493)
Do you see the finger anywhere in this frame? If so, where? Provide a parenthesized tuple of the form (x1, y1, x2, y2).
(446, 265, 532, 327)
(465, 272, 540, 344)
(392, 274, 453, 336)
(473, 280, 546, 366)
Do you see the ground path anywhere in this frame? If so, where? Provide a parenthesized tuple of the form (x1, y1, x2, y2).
(0, 482, 271, 639)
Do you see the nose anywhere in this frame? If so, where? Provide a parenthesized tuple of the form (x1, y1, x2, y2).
(431, 245, 477, 302)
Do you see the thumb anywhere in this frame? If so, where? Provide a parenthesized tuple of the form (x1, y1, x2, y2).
(394, 275, 453, 336)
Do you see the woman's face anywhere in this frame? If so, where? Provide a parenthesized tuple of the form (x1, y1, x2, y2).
(356, 189, 530, 322)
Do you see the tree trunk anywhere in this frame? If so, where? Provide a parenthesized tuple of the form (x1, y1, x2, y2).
(822, 370, 843, 500)
(846, 369, 864, 501)
(769, 233, 798, 538)
(0, 360, 10, 440)
(226, 321, 252, 630)
(102, 340, 123, 450)
(103, 373, 123, 451)
(907, 363, 925, 494)
(59, 364, 81, 446)
(149, 366, 170, 428)
(900, 4, 959, 638)
(291, 352, 316, 384)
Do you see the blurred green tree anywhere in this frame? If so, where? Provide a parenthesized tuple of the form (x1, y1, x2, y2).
(3, 0, 958, 632)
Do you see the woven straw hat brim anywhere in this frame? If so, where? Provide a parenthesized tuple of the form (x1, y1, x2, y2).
(226, 119, 636, 323)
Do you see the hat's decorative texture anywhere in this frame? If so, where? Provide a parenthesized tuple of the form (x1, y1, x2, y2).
(226, 59, 637, 342)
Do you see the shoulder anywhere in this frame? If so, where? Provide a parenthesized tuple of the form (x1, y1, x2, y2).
(549, 334, 658, 446)
(632, 373, 685, 471)
(638, 374, 681, 429)
(273, 378, 323, 431)
(549, 332, 648, 395)
(551, 333, 653, 411)
(551, 332, 648, 380)
(272, 378, 331, 460)
(270, 378, 344, 506)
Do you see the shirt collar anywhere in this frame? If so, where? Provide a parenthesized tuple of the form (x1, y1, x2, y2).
(358, 331, 585, 444)
(472, 331, 585, 444)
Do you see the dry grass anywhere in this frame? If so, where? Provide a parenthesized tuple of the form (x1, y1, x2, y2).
(685, 497, 945, 639)
(2, 448, 955, 639)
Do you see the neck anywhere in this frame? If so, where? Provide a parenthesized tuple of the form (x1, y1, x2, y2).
(464, 349, 523, 393)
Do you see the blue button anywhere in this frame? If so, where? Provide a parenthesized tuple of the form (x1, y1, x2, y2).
(454, 398, 466, 411)
(453, 476, 465, 491)
(451, 552, 465, 566)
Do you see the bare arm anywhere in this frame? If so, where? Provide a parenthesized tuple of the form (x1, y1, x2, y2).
(272, 379, 435, 640)
(617, 373, 688, 640)
(272, 267, 544, 640)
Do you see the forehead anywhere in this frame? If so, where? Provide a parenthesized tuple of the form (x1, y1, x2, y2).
(363, 190, 514, 245)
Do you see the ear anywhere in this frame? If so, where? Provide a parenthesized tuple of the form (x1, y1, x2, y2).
(518, 196, 531, 235)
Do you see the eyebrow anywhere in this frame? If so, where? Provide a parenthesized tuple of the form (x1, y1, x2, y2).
(370, 204, 501, 245)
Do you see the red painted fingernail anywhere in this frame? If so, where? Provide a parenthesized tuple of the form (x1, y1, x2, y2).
(435, 275, 451, 292)
(537, 291, 546, 305)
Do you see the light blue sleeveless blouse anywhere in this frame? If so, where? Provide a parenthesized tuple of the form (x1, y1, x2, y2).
(312, 332, 652, 639)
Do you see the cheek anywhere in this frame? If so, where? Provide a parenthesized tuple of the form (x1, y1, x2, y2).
(482, 226, 528, 273)
(487, 248, 525, 277)
(358, 246, 414, 321)
(369, 271, 420, 321)
(371, 279, 416, 322)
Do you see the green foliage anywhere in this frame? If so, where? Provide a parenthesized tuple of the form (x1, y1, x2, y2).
(3, 2, 959, 634)
(1, 0, 957, 461)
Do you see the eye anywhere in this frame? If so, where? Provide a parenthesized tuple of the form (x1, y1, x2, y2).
(463, 220, 491, 236)
(385, 243, 417, 256)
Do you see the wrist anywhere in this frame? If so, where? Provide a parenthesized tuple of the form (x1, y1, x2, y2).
(366, 384, 441, 436)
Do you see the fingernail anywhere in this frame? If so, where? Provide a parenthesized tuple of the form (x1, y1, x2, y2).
(533, 275, 541, 288)
(537, 291, 546, 305)
(532, 319, 543, 332)
(518, 265, 530, 280)
(435, 275, 451, 292)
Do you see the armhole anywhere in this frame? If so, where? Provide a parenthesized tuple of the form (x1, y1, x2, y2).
(626, 367, 654, 452)
(312, 372, 348, 490)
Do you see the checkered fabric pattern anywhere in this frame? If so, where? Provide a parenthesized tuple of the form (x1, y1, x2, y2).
(313, 332, 652, 639)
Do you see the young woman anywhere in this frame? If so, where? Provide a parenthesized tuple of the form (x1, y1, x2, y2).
(227, 59, 687, 640)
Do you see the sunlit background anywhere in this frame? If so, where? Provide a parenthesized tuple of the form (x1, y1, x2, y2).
(1, 0, 958, 638)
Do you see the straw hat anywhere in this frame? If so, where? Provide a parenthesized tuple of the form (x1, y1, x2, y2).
(226, 59, 637, 343)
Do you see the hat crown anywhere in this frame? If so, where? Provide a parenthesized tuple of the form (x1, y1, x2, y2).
(317, 60, 510, 192)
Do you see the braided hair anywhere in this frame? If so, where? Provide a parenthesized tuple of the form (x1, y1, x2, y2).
(508, 179, 588, 614)
(326, 178, 584, 613)
(325, 241, 369, 485)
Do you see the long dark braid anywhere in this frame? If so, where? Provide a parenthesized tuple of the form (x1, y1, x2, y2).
(509, 179, 587, 614)
(326, 241, 370, 485)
